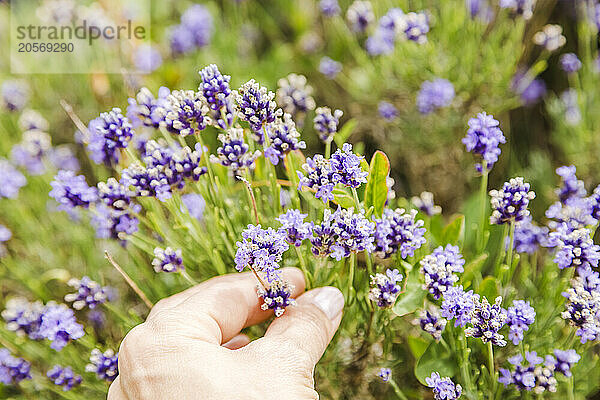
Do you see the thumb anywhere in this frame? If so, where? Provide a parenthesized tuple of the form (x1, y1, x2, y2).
(258, 286, 344, 369)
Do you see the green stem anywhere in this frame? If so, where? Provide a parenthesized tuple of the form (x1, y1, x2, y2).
(263, 125, 281, 211)
(568, 375, 575, 400)
(487, 342, 497, 398)
(285, 152, 302, 210)
(325, 140, 332, 159)
(352, 187, 361, 210)
(347, 253, 356, 304)
(459, 331, 475, 394)
(389, 379, 409, 400)
(294, 246, 312, 289)
(504, 220, 516, 285)
(478, 171, 489, 253)
(180, 270, 198, 286)
(195, 133, 219, 206)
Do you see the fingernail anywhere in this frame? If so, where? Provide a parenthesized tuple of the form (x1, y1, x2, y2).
(310, 287, 344, 320)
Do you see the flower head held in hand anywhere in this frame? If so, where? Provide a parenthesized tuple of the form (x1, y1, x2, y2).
(374, 208, 426, 259)
(420, 245, 465, 299)
(235, 225, 289, 282)
(152, 247, 185, 273)
(425, 372, 462, 400)
(257, 280, 296, 317)
(489, 177, 535, 224)
(462, 112, 506, 173)
(368, 268, 403, 308)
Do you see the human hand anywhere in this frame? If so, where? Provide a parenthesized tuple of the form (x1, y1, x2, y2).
(107, 267, 344, 399)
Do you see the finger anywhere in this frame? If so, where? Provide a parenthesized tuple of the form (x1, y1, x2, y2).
(107, 376, 127, 400)
(148, 267, 305, 345)
(222, 334, 251, 350)
(260, 286, 344, 368)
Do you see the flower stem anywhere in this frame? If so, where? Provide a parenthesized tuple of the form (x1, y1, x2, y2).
(504, 220, 516, 285)
(389, 379, 409, 400)
(285, 152, 302, 210)
(568, 375, 575, 400)
(104, 251, 153, 309)
(325, 140, 332, 159)
(459, 331, 475, 394)
(180, 270, 198, 286)
(263, 125, 281, 212)
(478, 170, 489, 253)
(241, 172, 260, 224)
(347, 253, 356, 303)
(294, 246, 312, 289)
(352, 187, 361, 210)
(487, 342, 497, 398)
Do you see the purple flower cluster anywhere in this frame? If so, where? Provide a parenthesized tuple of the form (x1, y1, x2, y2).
(561, 89, 581, 126)
(465, 296, 508, 346)
(489, 177, 535, 225)
(499, 352, 557, 393)
(373, 208, 426, 259)
(417, 79, 455, 114)
(546, 198, 596, 231)
(368, 268, 403, 308)
(163, 90, 209, 136)
(310, 207, 375, 260)
(210, 128, 261, 175)
(419, 245, 465, 299)
(512, 217, 548, 254)
(412, 191, 442, 216)
(499, 0, 535, 20)
(11, 129, 53, 175)
(235, 225, 289, 283)
(346, 0, 375, 33)
(320, 0, 341, 17)
(511, 72, 547, 105)
(199, 64, 235, 129)
(19, 109, 49, 131)
(560, 53, 582, 74)
(561, 268, 600, 343)
(550, 349, 580, 377)
(1, 80, 29, 111)
(169, 5, 213, 55)
(97, 177, 135, 211)
(127, 86, 170, 129)
(49, 145, 80, 172)
(0, 158, 27, 199)
(50, 170, 98, 212)
(378, 101, 398, 121)
(0, 348, 31, 385)
(152, 247, 185, 273)
(415, 308, 447, 341)
(64, 276, 112, 310)
(441, 286, 479, 327)
(550, 227, 600, 270)
(555, 165, 586, 203)
(313, 107, 343, 144)
(181, 193, 205, 220)
(235, 80, 282, 137)
(319, 57, 342, 79)
(276, 74, 315, 124)
(133, 44, 162, 72)
(47, 365, 82, 391)
(91, 203, 140, 240)
(2, 298, 45, 339)
(533, 24, 565, 52)
(506, 300, 536, 345)
(277, 209, 313, 247)
(462, 112, 506, 173)
(365, 8, 405, 56)
(425, 372, 462, 400)
(87, 108, 133, 166)
(257, 280, 296, 317)
(403, 12, 430, 44)
(378, 367, 392, 382)
(86, 348, 118, 382)
(38, 302, 85, 351)
(265, 114, 306, 165)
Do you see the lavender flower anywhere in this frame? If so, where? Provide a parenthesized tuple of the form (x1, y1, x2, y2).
(560, 89, 581, 126)
(180, 4, 213, 47)
(415, 308, 447, 341)
(97, 177, 135, 211)
(0, 159, 26, 199)
(560, 53, 582, 74)
(11, 129, 52, 175)
(512, 217, 548, 254)
(265, 114, 306, 165)
(163, 90, 209, 136)
(549, 349, 580, 377)
(235, 80, 282, 137)
(403, 12, 429, 44)
(50, 170, 98, 211)
(47, 365, 82, 391)
(441, 286, 479, 327)
(378, 367, 392, 382)
(329, 143, 369, 188)
(546, 197, 596, 231)
(313, 107, 343, 143)
(1, 80, 29, 111)
(561, 269, 600, 343)
(555, 165, 586, 203)
(533, 24, 566, 52)
(210, 128, 261, 175)
(550, 227, 600, 270)
(38, 302, 85, 351)
(417, 79, 455, 114)
(374, 208, 426, 259)
(465, 296, 508, 346)
(2, 298, 44, 339)
(64, 276, 112, 310)
(310, 207, 375, 260)
(499, 352, 557, 393)
(419, 245, 465, 299)
(257, 280, 296, 317)
(378, 101, 398, 121)
(87, 108, 133, 166)
(199, 64, 235, 129)
(86, 348, 118, 382)
(127, 86, 170, 128)
(235, 225, 289, 282)
(19, 109, 49, 131)
(169, 24, 195, 55)
(512, 72, 547, 106)
(412, 191, 442, 216)
(346, 1, 374, 33)
(152, 247, 185, 273)
(91, 203, 140, 240)
(276, 74, 316, 124)
(499, 0, 535, 20)
(319, 57, 342, 79)
(320, 0, 341, 17)
(365, 270, 401, 308)
(49, 145, 80, 172)
(121, 162, 172, 201)
(462, 112, 506, 173)
(133, 44, 162, 72)
(506, 300, 535, 345)
(425, 372, 462, 400)
(181, 193, 205, 220)
(0, 349, 31, 385)
(277, 209, 313, 246)
(489, 177, 535, 225)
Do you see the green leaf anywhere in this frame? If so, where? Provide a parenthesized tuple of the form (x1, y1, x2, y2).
(283, 149, 306, 179)
(415, 341, 458, 385)
(462, 253, 488, 285)
(442, 215, 465, 245)
(408, 336, 429, 360)
(477, 276, 498, 301)
(331, 187, 355, 209)
(393, 267, 425, 316)
(334, 118, 357, 147)
(364, 151, 390, 218)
